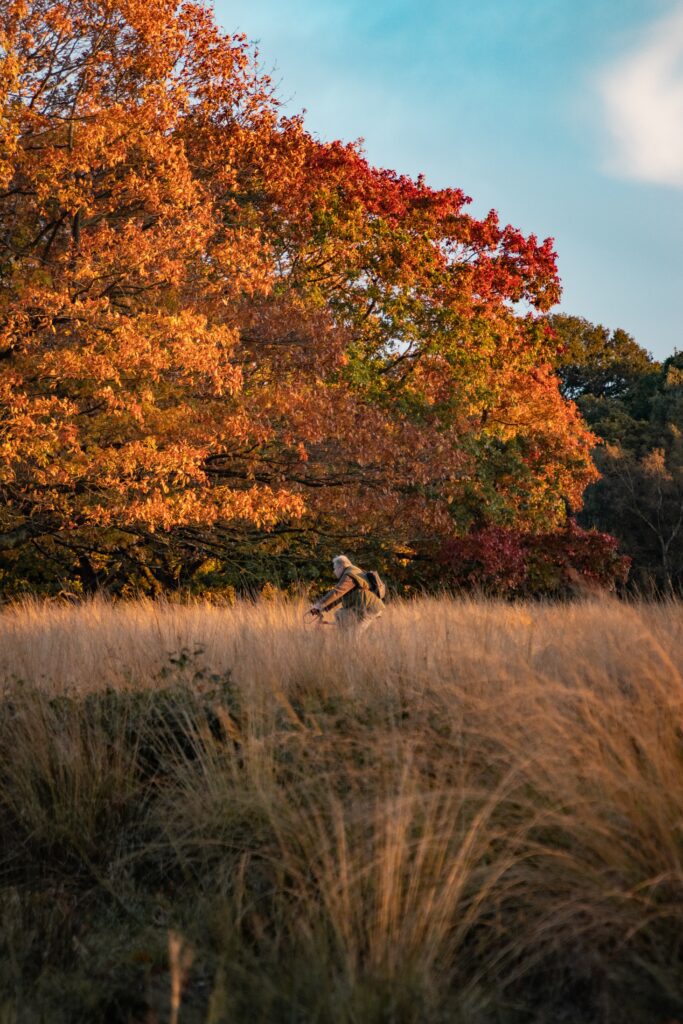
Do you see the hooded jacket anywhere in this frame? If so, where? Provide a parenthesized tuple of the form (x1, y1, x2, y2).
(315, 565, 383, 616)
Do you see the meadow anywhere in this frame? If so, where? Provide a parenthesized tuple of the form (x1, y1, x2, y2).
(1, 595, 683, 1023)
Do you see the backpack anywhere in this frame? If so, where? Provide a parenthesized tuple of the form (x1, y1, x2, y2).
(364, 570, 387, 601)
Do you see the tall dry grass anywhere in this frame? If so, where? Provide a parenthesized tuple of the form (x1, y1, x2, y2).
(1, 595, 683, 1023)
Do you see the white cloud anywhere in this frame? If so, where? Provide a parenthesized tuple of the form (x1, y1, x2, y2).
(599, 5, 683, 188)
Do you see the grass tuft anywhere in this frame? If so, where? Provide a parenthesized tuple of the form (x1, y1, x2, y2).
(0, 595, 682, 1022)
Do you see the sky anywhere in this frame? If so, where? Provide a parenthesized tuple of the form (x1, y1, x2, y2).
(214, 0, 683, 360)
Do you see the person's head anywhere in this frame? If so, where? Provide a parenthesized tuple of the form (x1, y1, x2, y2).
(332, 554, 352, 579)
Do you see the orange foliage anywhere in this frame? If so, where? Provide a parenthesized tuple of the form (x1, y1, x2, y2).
(0, 0, 597, 565)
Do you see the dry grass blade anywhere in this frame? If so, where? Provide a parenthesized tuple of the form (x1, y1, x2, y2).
(0, 594, 682, 1022)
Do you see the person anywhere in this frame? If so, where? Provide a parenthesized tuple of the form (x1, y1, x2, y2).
(309, 555, 384, 633)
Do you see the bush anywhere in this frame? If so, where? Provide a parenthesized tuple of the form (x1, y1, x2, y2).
(439, 520, 631, 597)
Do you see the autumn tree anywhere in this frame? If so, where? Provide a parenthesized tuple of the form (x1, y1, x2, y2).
(0, 0, 309, 586)
(193, 126, 599, 586)
(0, 0, 599, 596)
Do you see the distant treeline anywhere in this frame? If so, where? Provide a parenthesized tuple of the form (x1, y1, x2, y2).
(552, 315, 683, 596)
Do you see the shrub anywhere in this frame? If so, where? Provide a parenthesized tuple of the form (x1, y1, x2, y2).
(439, 520, 631, 597)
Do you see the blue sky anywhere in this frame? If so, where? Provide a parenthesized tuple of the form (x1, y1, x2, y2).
(215, 0, 683, 359)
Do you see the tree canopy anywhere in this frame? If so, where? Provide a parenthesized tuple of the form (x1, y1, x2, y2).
(1, 0, 601, 596)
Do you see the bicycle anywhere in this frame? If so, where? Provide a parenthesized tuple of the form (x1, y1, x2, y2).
(303, 607, 335, 629)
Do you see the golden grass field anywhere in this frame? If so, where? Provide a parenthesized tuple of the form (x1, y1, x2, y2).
(1, 595, 683, 1023)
